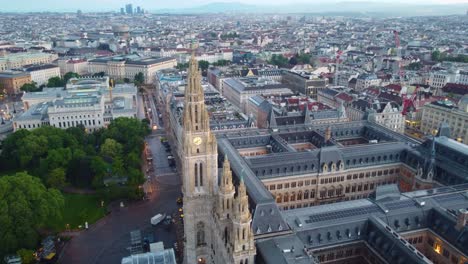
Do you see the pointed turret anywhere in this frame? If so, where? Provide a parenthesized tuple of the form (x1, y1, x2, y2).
(182, 41, 209, 134)
(304, 104, 312, 125)
(338, 101, 347, 120)
(268, 107, 277, 128)
(231, 171, 256, 263)
(325, 126, 332, 142)
(217, 155, 235, 220)
(426, 136, 436, 180)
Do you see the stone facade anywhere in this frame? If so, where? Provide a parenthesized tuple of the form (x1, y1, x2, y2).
(181, 52, 256, 264)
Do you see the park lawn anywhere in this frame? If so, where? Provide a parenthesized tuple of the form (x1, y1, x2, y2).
(47, 193, 107, 232)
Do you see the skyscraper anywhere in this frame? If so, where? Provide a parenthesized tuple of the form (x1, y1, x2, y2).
(125, 4, 133, 15)
(136, 6, 141, 14)
(120, 8, 125, 15)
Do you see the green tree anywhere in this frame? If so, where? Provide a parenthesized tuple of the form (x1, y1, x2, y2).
(405, 62, 423, 71)
(297, 53, 311, 64)
(431, 50, 441, 61)
(47, 168, 67, 189)
(213, 59, 230, 66)
(176, 63, 189, 70)
(123, 77, 130, 83)
(0, 173, 64, 257)
(198, 60, 210, 71)
(268, 54, 289, 67)
(20, 82, 40, 92)
(112, 158, 126, 177)
(47, 76, 65, 87)
(100, 138, 123, 160)
(16, 249, 35, 264)
(289, 56, 298, 65)
(63, 72, 80, 82)
(134, 72, 145, 86)
(92, 72, 106, 77)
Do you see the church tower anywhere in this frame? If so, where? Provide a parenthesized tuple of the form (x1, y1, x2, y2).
(182, 45, 218, 264)
(231, 176, 256, 264)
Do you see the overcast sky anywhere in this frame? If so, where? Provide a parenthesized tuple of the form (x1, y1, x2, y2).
(2, 0, 467, 12)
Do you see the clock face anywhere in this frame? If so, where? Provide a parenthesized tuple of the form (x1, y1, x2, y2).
(193, 137, 202, 146)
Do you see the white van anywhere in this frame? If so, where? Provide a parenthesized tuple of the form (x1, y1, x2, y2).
(151, 213, 166, 226)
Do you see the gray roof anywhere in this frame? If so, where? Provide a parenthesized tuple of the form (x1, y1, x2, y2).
(256, 184, 468, 264)
(121, 249, 176, 264)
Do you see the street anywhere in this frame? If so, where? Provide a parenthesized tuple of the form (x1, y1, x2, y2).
(60, 88, 182, 264)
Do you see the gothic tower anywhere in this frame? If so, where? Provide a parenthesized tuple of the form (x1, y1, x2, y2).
(182, 46, 218, 264)
(231, 175, 256, 264)
(213, 156, 236, 263)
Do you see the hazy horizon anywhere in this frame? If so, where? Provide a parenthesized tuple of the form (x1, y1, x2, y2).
(1, 0, 467, 12)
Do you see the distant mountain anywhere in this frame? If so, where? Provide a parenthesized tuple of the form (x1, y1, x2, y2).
(154, 1, 468, 16)
(156, 2, 256, 14)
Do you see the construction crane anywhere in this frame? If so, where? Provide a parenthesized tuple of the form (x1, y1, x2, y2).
(393, 30, 405, 87)
(334, 50, 343, 86)
(402, 85, 420, 116)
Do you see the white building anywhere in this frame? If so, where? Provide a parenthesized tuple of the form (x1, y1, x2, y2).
(0, 52, 58, 71)
(355, 73, 380, 91)
(368, 101, 405, 134)
(58, 59, 89, 76)
(430, 70, 458, 92)
(457, 70, 468, 85)
(222, 77, 293, 114)
(420, 97, 468, 144)
(14, 76, 138, 132)
(88, 55, 177, 84)
(24, 64, 61, 86)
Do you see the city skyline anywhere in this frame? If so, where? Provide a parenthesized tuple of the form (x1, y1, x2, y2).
(1, 0, 467, 12)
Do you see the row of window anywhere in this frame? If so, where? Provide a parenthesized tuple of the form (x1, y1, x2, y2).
(269, 179, 317, 191)
(427, 238, 460, 264)
(268, 169, 399, 192)
(56, 119, 99, 128)
(53, 114, 100, 120)
(17, 123, 43, 129)
(316, 247, 363, 262)
(275, 179, 397, 205)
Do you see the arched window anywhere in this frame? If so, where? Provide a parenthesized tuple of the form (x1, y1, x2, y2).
(199, 164, 203, 186)
(224, 227, 229, 245)
(195, 163, 199, 187)
(197, 222, 205, 246)
(245, 259, 249, 264)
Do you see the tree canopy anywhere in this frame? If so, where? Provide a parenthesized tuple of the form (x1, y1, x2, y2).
(63, 72, 80, 82)
(198, 60, 210, 71)
(432, 50, 468, 63)
(20, 82, 41, 92)
(46, 76, 65, 87)
(134, 72, 145, 86)
(0, 118, 150, 189)
(0, 172, 64, 257)
(268, 54, 289, 67)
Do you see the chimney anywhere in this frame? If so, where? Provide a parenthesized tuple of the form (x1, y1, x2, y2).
(456, 209, 468, 230)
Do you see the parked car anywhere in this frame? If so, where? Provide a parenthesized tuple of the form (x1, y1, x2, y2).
(151, 213, 166, 226)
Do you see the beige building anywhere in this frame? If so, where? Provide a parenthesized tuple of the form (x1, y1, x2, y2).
(282, 70, 329, 99)
(15, 76, 137, 132)
(0, 70, 32, 94)
(222, 77, 293, 114)
(0, 52, 58, 71)
(421, 97, 468, 144)
(355, 74, 381, 91)
(58, 59, 89, 76)
(24, 64, 61, 86)
(88, 55, 177, 84)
